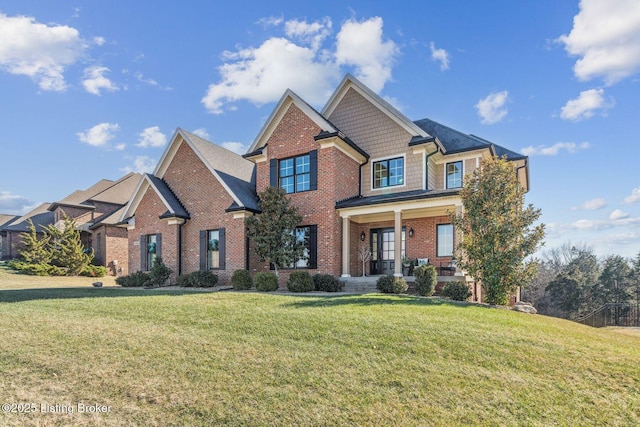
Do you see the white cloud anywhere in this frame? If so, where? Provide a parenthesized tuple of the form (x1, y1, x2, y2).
(429, 41, 450, 71)
(572, 197, 607, 210)
(77, 122, 120, 148)
(82, 66, 119, 95)
(475, 90, 509, 124)
(560, 88, 612, 121)
(93, 36, 105, 46)
(610, 209, 630, 220)
(0, 191, 36, 215)
(521, 142, 590, 156)
(137, 126, 167, 148)
(335, 17, 399, 93)
(192, 128, 210, 140)
(0, 13, 87, 91)
(284, 17, 332, 51)
(220, 141, 249, 154)
(202, 16, 398, 114)
(257, 16, 284, 27)
(623, 187, 640, 204)
(557, 0, 640, 84)
(122, 156, 157, 174)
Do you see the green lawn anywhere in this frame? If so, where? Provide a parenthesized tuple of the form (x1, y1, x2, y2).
(0, 269, 639, 426)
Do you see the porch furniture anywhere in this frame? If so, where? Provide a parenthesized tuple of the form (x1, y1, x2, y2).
(439, 259, 457, 276)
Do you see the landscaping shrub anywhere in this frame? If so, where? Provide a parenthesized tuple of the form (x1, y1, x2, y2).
(313, 273, 342, 292)
(376, 275, 408, 294)
(414, 264, 437, 296)
(442, 282, 472, 301)
(287, 271, 314, 292)
(177, 270, 218, 288)
(7, 260, 65, 276)
(80, 264, 107, 277)
(254, 272, 278, 292)
(231, 269, 253, 290)
(148, 257, 172, 287)
(115, 271, 150, 287)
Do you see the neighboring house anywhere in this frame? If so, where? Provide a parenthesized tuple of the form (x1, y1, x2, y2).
(122, 74, 529, 301)
(0, 173, 140, 275)
(0, 203, 54, 260)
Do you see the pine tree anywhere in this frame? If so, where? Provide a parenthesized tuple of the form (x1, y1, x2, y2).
(44, 214, 93, 276)
(18, 220, 52, 265)
(451, 155, 545, 305)
(245, 187, 304, 276)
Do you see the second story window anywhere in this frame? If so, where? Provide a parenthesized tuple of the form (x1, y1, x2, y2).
(446, 161, 463, 189)
(270, 150, 317, 194)
(280, 154, 310, 193)
(373, 156, 404, 189)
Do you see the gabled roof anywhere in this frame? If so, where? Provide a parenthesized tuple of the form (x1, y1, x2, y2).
(413, 118, 526, 160)
(1, 203, 54, 232)
(247, 89, 338, 154)
(322, 74, 433, 141)
(121, 128, 259, 222)
(48, 179, 116, 211)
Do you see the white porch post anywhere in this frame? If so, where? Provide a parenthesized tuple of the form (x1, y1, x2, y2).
(341, 215, 351, 277)
(394, 209, 402, 277)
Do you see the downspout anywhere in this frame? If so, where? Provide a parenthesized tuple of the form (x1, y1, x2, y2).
(359, 156, 369, 197)
(177, 222, 183, 276)
(425, 146, 440, 190)
(515, 158, 529, 191)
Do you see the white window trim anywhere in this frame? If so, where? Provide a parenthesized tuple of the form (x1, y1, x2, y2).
(370, 153, 407, 192)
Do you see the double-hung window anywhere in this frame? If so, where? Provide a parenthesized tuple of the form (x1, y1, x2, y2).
(446, 161, 463, 189)
(437, 224, 454, 257)
(141, 233, 161, 271)
(373, 156, 404, 189)
(200, 229, 226, 270)
(285, 225, 317, 269)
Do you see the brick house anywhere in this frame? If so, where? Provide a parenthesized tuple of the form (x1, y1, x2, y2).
(121, 74, 529, 300)
(1, 173, 140, 275)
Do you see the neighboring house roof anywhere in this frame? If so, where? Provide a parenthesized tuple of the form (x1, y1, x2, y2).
(89, 172, 141, 205)
(1, 203, 55, 232)
(0, 214, 19, 228)
(413, 118, 526, 160)
(336, 189, 460, 209)
(48, 179, 116, 211)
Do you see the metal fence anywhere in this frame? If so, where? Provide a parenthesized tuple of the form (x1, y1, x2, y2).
(577, 303, 640, 328)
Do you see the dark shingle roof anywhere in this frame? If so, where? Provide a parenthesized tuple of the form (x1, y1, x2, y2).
(413, 118, 526, 160)
(0, 214, 19, 228)
(336, 189, 460, 209)
(145, 174, 190, 219)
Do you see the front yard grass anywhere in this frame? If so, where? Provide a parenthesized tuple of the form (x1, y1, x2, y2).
(0, 267, 638, 426)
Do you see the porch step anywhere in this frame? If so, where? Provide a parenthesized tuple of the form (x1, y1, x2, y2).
(340, 276, 380, 294)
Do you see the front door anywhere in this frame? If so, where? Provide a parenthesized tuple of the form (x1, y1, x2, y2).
(370, 228, 405, 275)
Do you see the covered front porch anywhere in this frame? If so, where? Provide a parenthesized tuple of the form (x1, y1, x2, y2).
(338, 193, 465, 279)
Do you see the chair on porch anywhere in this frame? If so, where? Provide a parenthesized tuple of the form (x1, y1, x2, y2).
(439, 259, 457, 276)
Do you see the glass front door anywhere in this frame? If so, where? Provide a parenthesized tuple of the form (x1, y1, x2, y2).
(370, 228, 405, 275)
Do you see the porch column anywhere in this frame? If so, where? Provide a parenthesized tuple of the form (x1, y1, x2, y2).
(341, 216, 351, 277)
(394, 209, 402, 277)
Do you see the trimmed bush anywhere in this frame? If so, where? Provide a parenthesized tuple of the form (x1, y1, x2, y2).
(231, 269, 253, 290)
(148, 257, 172, 287)
(177, 270, 218, 288)
(414, 264, 437, 296)
(313, 274, 342, 292)
(442, 282, 472, 301)
(254, 272, 279, 292)
(80, 265, 107, 277)
(287, 271, 314, 293)
(376, 275, 408, 294)
(115, 271, 150, 287)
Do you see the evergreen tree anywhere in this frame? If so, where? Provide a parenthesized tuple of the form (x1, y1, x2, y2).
(44, 214, 93, 275)
(596, 255, 632, 306)
(18, 220, 52, 264)
(451, 155, 545, 305)
(245, 187, 304, 276)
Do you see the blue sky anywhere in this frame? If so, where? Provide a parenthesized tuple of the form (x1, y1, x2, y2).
(1, 0, 639, 258)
